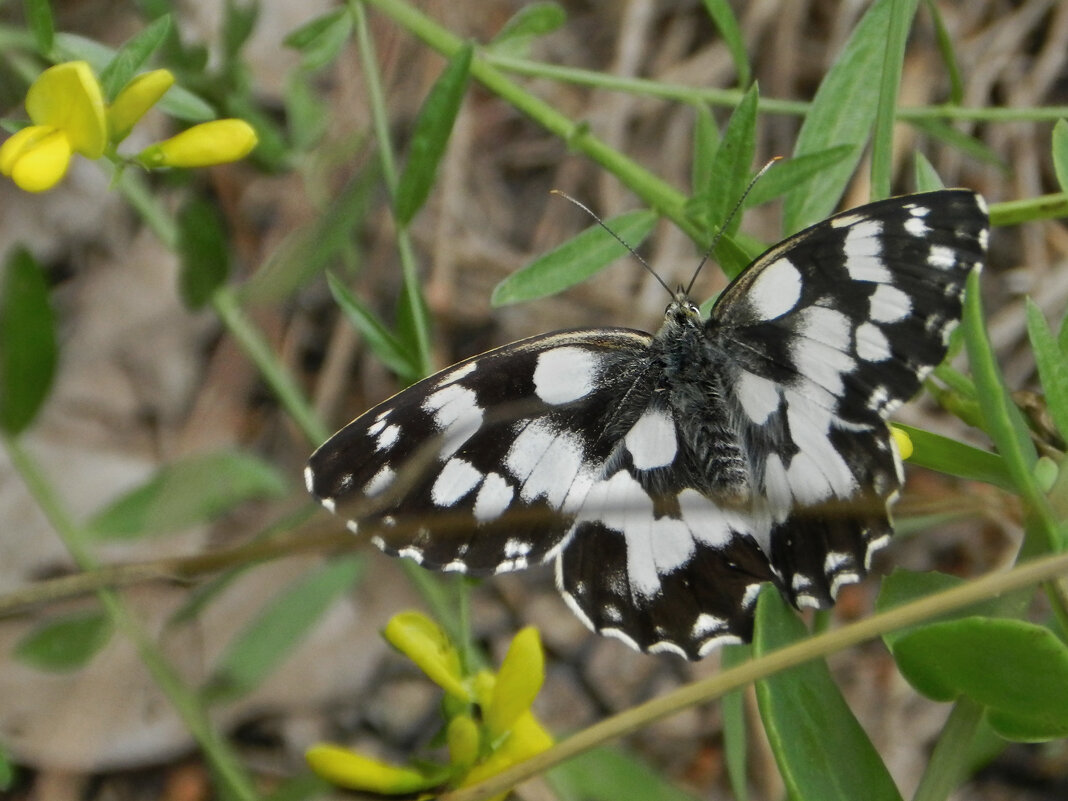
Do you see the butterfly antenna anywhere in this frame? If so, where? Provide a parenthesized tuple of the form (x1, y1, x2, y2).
(550, 189, 676, 300)
(683, 156, 782, 297)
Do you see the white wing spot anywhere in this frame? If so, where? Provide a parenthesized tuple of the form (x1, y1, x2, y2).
(431, 458, 483, 506)
(303, 466, 315, 493)
(855, 321, 892, 362)
(423, 383, 484, 459)
(375, 424, 401, 452)
(927, 245, 957, 269)
(868, 284, 911, 323)
(624, 408, 678, 469)
(473, 472, 514, 522)
(692, 613, 728, 638)
(793, 306, 856, 397)
(505, 419, 593, 509)
(904, 215, 930, 236)
(843, 220, 891, 282)
(533, 347, 598, 405)
(364, 465, 395, 497)
(367, 419, 386, 436)
(749, 258, 803, 321)
(504, 538, 532, 558)
(736, 370, 780, 424)
(397, 545, 425, 564)
(436, 361, 476, 387)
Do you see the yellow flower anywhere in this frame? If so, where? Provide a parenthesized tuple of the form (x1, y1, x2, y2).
(891, 425, 914, 460)
(108, 69, 175, 143)
(137, 119, 257, 168)
(305, 744, 444, 794)
(0, 61, 106, 192)
(383, 611, 470, 701)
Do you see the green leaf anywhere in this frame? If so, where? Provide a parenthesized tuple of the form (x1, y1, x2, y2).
(700, 0, 750, 85)
(98, 15, 172, 100)
(25, 0, 55, 55)
(14, 609, 113, 672)
(923, 0, 963, 105)
(1053, 120, 1068, 194)
(742, 145, 855, 208)
(754, 589, 903, 801)
(283, 8, 353, 71)
(0, 741, 14, 791)
(896, 424, 1013, 491)
(326, 272, 421, 383)
(488, 3, 567, 57)
(222, 0, 259, 62)
(547, 746, 702, 801)
(721, 643, 750, 801)
(155, 83, 216, 123)
(690, 104, 719, 196)
(86, 450, 287, 539)
(892, 618, 1068, 741)
(393, 275, 433, 380)
(908, 118, 1006, 169)
(202, 556, 364, 703)
(913, 152, 944, 192)
(491, 209, 658, 306)
(394, 44, 474, 225)
(868, 0, 920, 199)
(0, 247, 57, 435)
(689, 84, 758, 234)
(284, 71, 329, 150)
(1025, 299, 1068, 444)
(783, 0, 893, 233)
(177, 197, 230, 309)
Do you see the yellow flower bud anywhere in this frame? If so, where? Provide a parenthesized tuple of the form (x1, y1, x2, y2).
(446, 714, 482, 771)
(485, 627, 544, 737)
(108, 69, 175, 142)
(25, 61, 106, 158)
(305, 744, 441, 794)
(137, 119, 257, 168)
(383, 611, 469, 700)
(891, 426, 914, 461)
(0, 125, 73, 192)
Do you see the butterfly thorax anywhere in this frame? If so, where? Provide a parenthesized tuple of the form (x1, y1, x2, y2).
(649, 296, 751, 501)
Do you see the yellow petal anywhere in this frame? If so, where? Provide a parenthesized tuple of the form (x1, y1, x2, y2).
(138, 119, 257, 168)
(446, 714, 481, 771)
(25, 62, 106, 158)
(383, 611, 469, 700)
(108, 69, 175, 142)
(485, 627, 545, 737)
(305, 744, 441, 794)
(891, 426, 913, 461)
(0, 127, 73, 192)
(459, 712, 553, 798)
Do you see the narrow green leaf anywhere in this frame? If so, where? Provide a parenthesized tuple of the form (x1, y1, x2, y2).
(700, 0, 750, 86)
(908, 118, 1007, 169)
(892, 618, 1068, 741)
(547, 746, 701, 801)
(690, 84, 758, 234)
(0, 248, 57, 435)
(0, 741, 14, 791)
(690, 104, 719, 196)
(896, 424, 1013, 491)
(923, 0, 963, 105)
(394, 44, 474, 225)
(326, 272, 420, 383)
(869, 0, 920, 200)
(393, 275, 433, 379)
(783, 0, 893, 233)
(14, 610, 113, 672)
(1053, 119, 1068, 197)
(1025, 299, 1068, 444)
(98, 15, 173, 100)
(86, 451, 288, 539)
(721, 644, 750, 801)
(284, 71, 329, 150)
(222, 0, 259, 61)
(913, 152, 944, 192)
(283, 8, 352, 71)
(156, 83, 216, 123)
(491, 209, 657, 306)
(488, 3, 567, 57)
(177, 197, 230, 310)
(742, 145, 855, 208)
(754, 589, 903, 801)
(25, 0, 55, 55)
(202, 556, 364, 704)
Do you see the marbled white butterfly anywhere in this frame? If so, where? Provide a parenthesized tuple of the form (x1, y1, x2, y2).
(307, 190, 989, 659)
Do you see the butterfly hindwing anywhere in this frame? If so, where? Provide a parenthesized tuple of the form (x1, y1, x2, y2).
(307, 189, 990, 659)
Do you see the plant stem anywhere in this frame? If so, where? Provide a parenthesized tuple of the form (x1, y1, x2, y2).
(911, 698, 985, 801)
(1, 434, 258, 801)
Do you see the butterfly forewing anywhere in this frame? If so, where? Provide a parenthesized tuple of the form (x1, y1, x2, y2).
(307, 189, 989, 660)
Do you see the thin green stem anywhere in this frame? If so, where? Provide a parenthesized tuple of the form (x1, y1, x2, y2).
(871, 0, 921, 199)
(911, 698, 985, 801)
(441, 551, 1068, 801)
(1, 434, 258, 801)
(351, 0, 432, 376)
(211, 285, 329, 445)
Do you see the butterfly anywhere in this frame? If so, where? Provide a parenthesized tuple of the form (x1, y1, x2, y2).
(306, 190, 989, 659)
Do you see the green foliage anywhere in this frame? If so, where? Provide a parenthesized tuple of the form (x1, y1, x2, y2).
(14, 609, 114, 671)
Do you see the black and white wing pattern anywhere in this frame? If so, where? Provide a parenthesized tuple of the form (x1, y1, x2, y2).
(307, 189, 989, 659)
